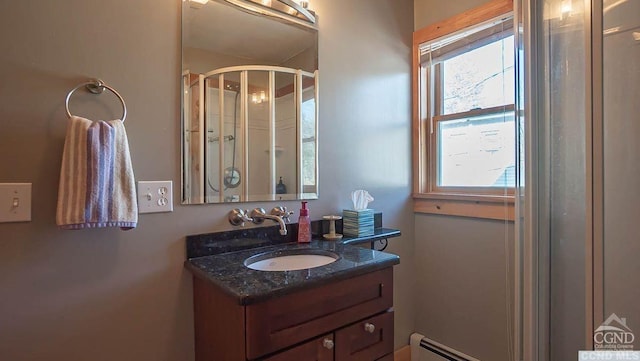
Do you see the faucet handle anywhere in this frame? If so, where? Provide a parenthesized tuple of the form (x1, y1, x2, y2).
(270, 206, 294, 222)
(249, 208, 267, 224)
(228, 209, 253, 226)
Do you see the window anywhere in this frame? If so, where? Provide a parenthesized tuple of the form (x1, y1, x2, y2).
(412, 0, 515, 220)
(301, 96, 316, 192)
(301, 79, 317, 195)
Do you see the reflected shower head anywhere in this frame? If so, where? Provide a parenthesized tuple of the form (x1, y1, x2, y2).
(224, 82, 241, 92)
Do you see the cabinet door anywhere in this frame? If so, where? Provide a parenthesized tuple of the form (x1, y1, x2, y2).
(263, 334, 334, 361)
(334, 312, 394, 361)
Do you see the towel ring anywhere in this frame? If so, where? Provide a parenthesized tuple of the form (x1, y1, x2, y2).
(65, 79, 127, 122)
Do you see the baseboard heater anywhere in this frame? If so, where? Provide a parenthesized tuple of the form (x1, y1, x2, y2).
(410, 333, 481, 361)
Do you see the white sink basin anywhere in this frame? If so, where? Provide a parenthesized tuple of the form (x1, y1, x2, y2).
(245, 250, 339, 271)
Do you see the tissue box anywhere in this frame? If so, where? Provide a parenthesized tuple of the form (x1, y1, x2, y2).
(342, 209, 375, 237)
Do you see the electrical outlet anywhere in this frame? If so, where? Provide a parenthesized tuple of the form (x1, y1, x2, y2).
(137, 181, 173, 214)
(0, 183, 32, 223)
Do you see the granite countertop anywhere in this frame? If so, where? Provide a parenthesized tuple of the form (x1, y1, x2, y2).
(185, 240, 400, 305)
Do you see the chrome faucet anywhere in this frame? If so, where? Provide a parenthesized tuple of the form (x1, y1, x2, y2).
(249, 207, 291, 235)
(269, 206, 294, 222)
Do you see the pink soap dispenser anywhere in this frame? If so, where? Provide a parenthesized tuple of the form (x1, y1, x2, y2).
(297, 201, 311, 243)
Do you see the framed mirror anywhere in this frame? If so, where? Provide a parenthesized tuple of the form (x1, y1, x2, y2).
(181, 0, 319, 204)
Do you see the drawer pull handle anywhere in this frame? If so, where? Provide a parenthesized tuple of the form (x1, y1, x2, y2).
(364, 323, 376, 333)
(323, 338, 334, 349)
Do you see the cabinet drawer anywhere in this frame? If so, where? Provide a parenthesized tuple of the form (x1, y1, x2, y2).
(262, 334, 334, 361)
(335, 311, 394, 361)
(246, 268, 393, 359)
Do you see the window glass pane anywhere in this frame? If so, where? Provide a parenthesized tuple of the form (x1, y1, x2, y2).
(442, 35, 514, 114)
(301, 97, 315, 139)
(301, 95, 316, 188)
(302, 140, 315, 187)
(437, 111, 515, 187)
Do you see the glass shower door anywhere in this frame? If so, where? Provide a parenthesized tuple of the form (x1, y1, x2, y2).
(543, 1, 590, 358)
(516, 0, 640, 359)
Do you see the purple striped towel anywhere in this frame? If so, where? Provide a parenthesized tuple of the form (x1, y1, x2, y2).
(56, 116, 138, 230)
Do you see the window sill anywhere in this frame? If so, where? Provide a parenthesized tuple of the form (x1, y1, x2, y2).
(413, 193, 515, 221)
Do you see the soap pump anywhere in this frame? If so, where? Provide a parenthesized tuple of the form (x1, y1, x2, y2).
(275, 176, 287, 194)
(297, 201, 311, 243)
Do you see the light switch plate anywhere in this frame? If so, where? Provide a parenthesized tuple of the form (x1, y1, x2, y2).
(0, 183, 32, 223)
(137, 181, 173, 214)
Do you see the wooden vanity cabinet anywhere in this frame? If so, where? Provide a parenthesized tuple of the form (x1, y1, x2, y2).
(262, 334, 334, 361)
(263, 311, 394, 361)
(192, 267, 395, 361)
(334, 311, 394, 360)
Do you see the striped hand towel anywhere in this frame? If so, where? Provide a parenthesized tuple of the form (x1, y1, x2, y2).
(56, 116, 138, 230)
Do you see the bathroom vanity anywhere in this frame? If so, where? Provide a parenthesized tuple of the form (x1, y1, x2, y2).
(185, 230, 400, 361)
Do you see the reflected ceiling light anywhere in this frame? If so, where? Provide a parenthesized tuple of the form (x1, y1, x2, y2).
(261, 0, 272, 6)
(560, 0, 572, 19)
(251, 91, 267, 104)
(285, 0, 313, 15)
(293, 0, 310, 9)
(190, 0, 210, 4)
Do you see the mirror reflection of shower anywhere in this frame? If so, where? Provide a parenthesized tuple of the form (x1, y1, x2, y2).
(204, 73, 244, 202)
(197, 65, 318, 203)
(207, 83, 241, 203)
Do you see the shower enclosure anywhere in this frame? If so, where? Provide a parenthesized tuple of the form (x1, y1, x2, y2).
(182, 65, 318, 203)
(516, 0, 640, 359)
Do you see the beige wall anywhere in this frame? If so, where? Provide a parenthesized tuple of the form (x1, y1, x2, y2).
(0, 0, 415, 360)
(414, 0, 491, 30)
(414, 215, 514, 361)
(412, 1, 514, 360)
